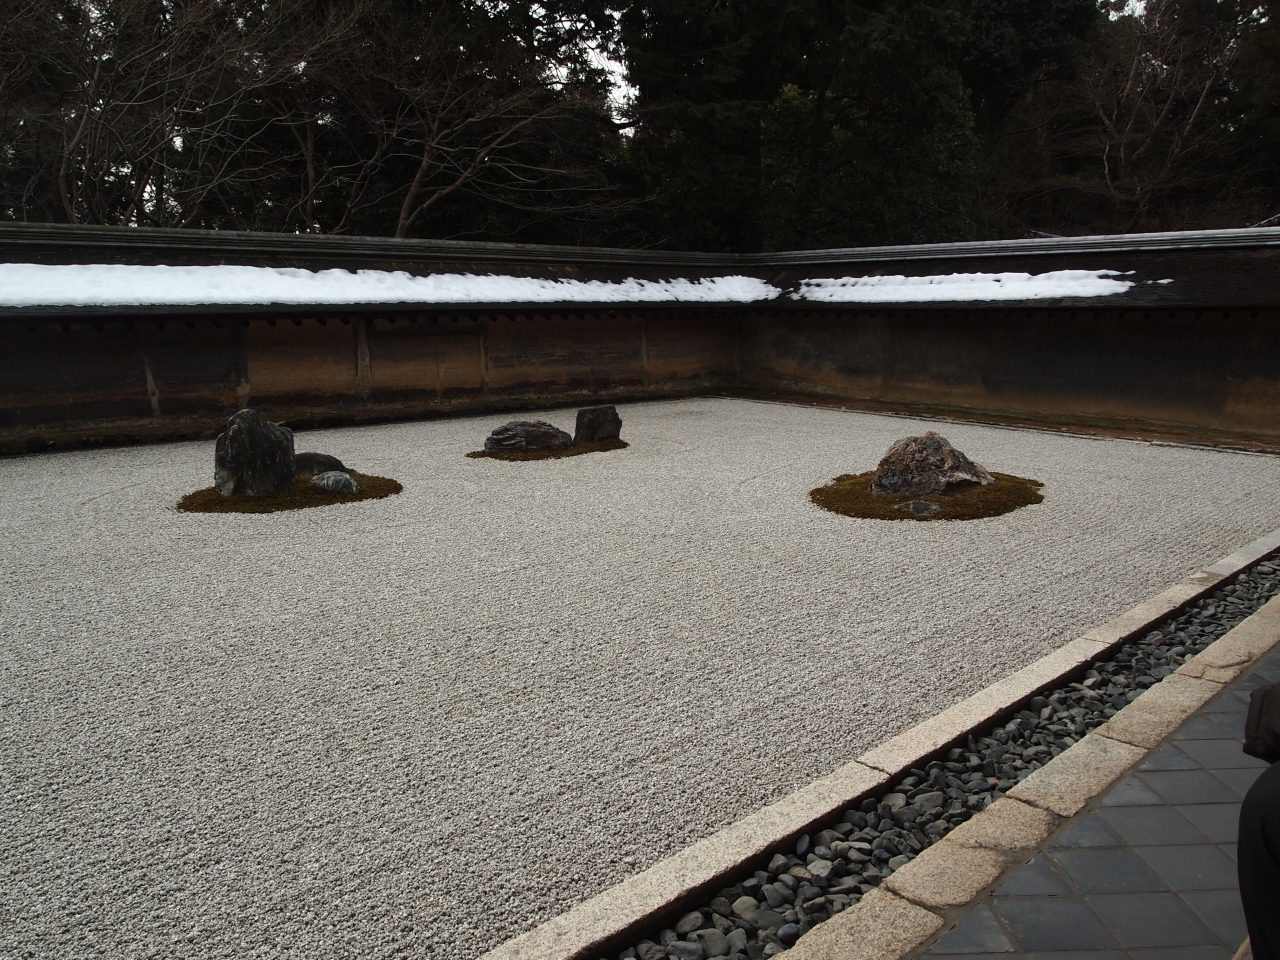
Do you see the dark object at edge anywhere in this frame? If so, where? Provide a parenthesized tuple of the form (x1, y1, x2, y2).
(295, 451, 350, 476)
(1238, 760, 1280, 960)
(574, 405, 622, 444)
(1244, 681, 1280, 763)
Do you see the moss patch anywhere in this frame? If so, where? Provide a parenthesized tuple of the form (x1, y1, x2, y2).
(810, 471, 1043, 521)
(466, 438, 629, 461)
(177, 473, 402, 514)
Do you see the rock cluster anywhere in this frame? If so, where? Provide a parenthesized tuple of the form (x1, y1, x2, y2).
(484, 420, 574, 453)
(613, 558, 1280, 960)
(575, 405, 623, 443)
(214, 409, 295, 496)
(871, 431, 993, 498)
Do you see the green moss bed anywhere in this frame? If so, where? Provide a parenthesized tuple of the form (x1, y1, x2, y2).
(466, 438, 629, 462)
(810, 471, 1043, 521)
(177, 473, 403, 514)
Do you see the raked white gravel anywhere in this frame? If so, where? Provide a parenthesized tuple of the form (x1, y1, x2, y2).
(3, 398, 1279, 960)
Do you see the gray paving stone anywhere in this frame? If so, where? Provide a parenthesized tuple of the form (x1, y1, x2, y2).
(1024, 954, 1127, 960)
(1171, 717, 1239, 741)
(1049, 814, 1123, 849)
(1181, 890, 1249, 945)
(1049, 849, 1167, 894)
(1174, 804, 1241, 844)
(1136, 771, 1239, 805)
(1086, 893, 1218, 948)
(1254, 658, 1280, 681)
(1123, 947, 1233, 960)
(992, 855, 1070, 897)
(1100, 775, 1164, 807)
(1233, 673, 1273, 693)
(992, 897, 1118, 952)
(1218, 843, 1237, 861)
(929, 904, 1014, 955)
(1173, 739, 1267, 770)
(1224, 690, 1253, 710)
(1097, 806, 1207, 846)
(1136, 845, 1240, 891)
(1138, 745, 1202, 771)
(1211, 767, 1264, 796)
(1205, 711, 1246, 739)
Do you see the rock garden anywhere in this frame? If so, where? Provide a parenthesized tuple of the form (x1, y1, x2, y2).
(5, 399, 1280, 960)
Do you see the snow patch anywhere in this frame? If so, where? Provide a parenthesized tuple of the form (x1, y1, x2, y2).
(794, 270, 1140, 303)
(0, 263, 780, 307)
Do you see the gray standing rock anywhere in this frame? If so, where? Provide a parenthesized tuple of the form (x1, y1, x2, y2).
(295, 452, 350, 476)
(311, 471, 359, 494)
(574, 405, 622, 443)
(484, 420, 573, 453)
(870, 431, 993, 498)
(215, 409, 295, 496)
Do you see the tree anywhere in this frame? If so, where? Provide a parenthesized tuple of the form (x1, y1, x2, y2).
(0, 0, 627, 240)
(989, 0, 1271, 234)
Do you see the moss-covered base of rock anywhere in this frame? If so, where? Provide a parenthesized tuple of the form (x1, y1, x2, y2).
(810, 471, 1043, 521)
(177, 473, 402, 514)
(466, 438, 628, 461)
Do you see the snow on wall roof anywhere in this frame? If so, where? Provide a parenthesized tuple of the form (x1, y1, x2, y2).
(0, 262, 1145, 308)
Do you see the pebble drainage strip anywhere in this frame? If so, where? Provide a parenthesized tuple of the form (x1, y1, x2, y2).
(611, 554, 1280, 960)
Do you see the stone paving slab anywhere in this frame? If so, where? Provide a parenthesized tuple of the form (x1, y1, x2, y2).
(921, 648, 1280, 960)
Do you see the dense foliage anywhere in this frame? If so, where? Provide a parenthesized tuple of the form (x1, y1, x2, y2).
(1, 0, 1277, 248)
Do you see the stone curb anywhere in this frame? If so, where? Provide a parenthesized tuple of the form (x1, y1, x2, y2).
(480, 528, 1280, 960)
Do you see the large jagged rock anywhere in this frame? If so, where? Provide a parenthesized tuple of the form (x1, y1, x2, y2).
(871, 431, 993, 498)
(484, 420, 573, 453)
(214, 409, 295, 496)
(574, 405, 622, 443)
(295, 451, 350, 476)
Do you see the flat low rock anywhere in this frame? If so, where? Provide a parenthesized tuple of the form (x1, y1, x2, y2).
(871, 431, 994, 498)
(310, 471, 359, 494)
(574, 405, 622, 443)
(484, 420, 573, 453)
(214, 409, 295, 496)
(295, 452, 350, 476)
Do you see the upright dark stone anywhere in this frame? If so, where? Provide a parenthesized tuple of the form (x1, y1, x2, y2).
(215, 409, 295, 495)
(484, 420, 573, 453)
(295, 452, 350, 476)
(574, 405, 622, 443)
(871, 431, 993, 498)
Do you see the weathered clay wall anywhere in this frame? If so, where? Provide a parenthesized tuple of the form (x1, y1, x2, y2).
(0, 309, 742, 452)
(739, 306, 1280, 443)
(7, 304, 1280, 455)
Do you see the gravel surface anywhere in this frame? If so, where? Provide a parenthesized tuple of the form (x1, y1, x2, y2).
(3, 397, 1280, 960)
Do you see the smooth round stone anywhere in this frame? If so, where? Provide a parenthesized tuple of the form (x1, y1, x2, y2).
(310, 470, 359, 493)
